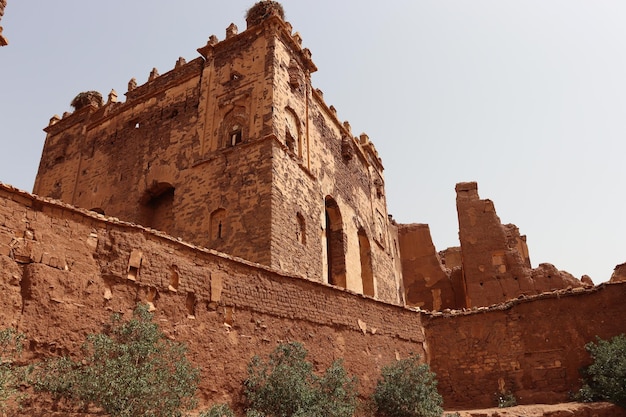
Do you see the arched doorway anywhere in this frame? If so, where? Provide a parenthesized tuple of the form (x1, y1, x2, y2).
(324, 196, 346, 288)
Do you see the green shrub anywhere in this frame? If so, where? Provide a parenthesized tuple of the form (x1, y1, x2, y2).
(372, 354, 443, 417)
(576, 334, 626, 408)
(244, 342, 358, 417)
(35, 304, 200, 417)
(0, 328, 28, 412)
(200, 403, 236, 417)
(495, 391, 516, 408)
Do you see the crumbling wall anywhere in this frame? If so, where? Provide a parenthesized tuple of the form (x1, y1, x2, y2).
(455, 182, 584, 307)
(0, 184, 424, 413)
(610, 262, 626, 282)
(424, 283, 626, 408)
(398, 223, 456, 310)
(2, 184, 626, 413)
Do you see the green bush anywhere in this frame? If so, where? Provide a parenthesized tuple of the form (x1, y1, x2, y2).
(244, 342, 358, 417)
(372, 354, 443, 417)
(0, 328, 28, 412)
(495, 391, 516, 408)
(576, 334, 626, 408)
(200, 403, 236, 417)
(35, 304, 200, 417)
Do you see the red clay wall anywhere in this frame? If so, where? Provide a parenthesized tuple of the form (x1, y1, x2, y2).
(0, 184, 424, 412)
(424, 283, 626, 409)
(2, 184, 626, 412)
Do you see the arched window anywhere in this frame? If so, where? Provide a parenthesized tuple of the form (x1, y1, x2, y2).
(221, 107, 248, 148)
(324, 196, 346, 288)
(210, 208, 226, 240)
(358, 228, 374, 297)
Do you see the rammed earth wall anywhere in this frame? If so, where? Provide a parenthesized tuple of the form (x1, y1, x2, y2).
(1, 183, 625, 411)
(0, 183, 423, 411)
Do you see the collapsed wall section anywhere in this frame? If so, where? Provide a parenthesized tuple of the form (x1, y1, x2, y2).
(398, 223, 459, 310)
(455, 182, 585, 307)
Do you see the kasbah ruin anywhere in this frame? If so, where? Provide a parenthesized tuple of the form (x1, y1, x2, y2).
(1, 1, 625, 416)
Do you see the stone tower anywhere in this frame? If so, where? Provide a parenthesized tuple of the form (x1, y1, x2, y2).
(34, 1, 403, 304)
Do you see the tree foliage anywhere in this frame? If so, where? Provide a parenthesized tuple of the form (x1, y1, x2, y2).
(576, 334, 626, 408)
(0, 328, 27, 412)
(35, 304, 200, 417)
(372, 354, 443, 417)
(244, 342, 358, 417)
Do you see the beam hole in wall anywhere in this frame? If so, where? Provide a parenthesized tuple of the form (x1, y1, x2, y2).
(145, 287, 158, 311)
(169, 265, 180, 292)
(127, 250, 143, 281)
(186, 292, 196, 318)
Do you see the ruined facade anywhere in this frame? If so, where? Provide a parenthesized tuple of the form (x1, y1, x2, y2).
(1, 183, 625, 413)
(34, 1, 402, 304)
(2, 2, 626, 414)
(398, 182, 589, 310)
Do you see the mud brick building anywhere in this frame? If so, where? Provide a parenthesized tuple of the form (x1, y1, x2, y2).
(34, 1, 402, 305)
(3, 2, 625, 413)
(32, 2, 592, 312)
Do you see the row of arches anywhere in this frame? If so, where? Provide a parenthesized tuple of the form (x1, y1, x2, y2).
(134, 184, 375, 298)
(324, 196, 374, 297)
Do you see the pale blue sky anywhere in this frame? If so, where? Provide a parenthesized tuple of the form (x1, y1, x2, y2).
(1, 1, 625, 282)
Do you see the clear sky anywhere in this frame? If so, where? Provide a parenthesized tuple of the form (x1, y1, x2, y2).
(1, 1, 624, 282)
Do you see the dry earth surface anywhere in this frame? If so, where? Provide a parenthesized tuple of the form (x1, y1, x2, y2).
(447, 402, 626, 417)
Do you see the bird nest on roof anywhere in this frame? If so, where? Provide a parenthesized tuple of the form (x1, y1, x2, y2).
(70, 91, 103, 111)
(246, 1, 285, 28)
